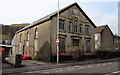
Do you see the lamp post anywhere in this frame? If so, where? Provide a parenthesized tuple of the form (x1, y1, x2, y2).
(56, 0, 59, 63)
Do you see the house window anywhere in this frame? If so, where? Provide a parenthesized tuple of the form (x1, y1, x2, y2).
(59, 19, 65, 30)
(69, 21, 72, 32)
(85, 25, 90, 35)
(72, 39, 79, 46)
(20, 34, 22, 42)
(95, 34, 98, 41)
(27, 31, 30, 41)
(35, 28, 38, 39)
(74, 20, 78, 33)
(80, 24, 82, 33)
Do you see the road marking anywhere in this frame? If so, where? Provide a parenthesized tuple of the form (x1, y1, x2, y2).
(57, 68, 62, 70)
(97, 64, 100, 66)
(42, 71, 50, 73)
(103, 63, 107, 65)
(112, 71, 120, 74)
(55, 70, 63, 72)
(68, 68, 74, 70)
(73, 66, 79, 68)
(88, 65, 92, 67)
(25, 71, 40, 73)
(106, 71, 120, 75)
(78, 67, 84, 69)
(49, 69, 56, 71)
(108, 63, 112, 64)
(58, 70, 63, 71)
(65, 67, 71, 69)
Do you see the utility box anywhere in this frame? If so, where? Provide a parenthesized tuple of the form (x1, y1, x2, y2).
(8, 54, 22, 68)
(15, 54, 22, 68)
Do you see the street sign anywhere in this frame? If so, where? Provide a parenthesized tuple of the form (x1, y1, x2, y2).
(56, 39, 60, 43)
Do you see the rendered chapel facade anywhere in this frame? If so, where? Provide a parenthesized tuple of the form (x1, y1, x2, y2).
(12, 3, 96, 62)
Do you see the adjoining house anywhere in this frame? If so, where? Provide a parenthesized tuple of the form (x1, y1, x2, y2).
(0, 23, 30, 45)
(12, 3, 96, 62)
(95, 25, 114, 51)
(114, 35, 120, 51)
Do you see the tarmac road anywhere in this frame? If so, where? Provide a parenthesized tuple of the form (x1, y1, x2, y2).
(3, 58, 120, 75)
(23, 61, 119, 74)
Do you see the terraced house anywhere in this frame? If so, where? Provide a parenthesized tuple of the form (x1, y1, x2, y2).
(12, 3, 96, 62)
(95, 25, 114, 51)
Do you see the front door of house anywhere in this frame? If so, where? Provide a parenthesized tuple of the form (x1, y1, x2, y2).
(86, 39, 91, 53)
(59, 38, 65, 52)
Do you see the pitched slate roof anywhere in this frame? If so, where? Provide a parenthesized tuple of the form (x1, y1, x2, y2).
(95, 25, 114, 36)
(95, 25, 107, 34)
(16, 2, 96, 33)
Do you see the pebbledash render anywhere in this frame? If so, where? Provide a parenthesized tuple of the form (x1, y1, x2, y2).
(12, 3, 96, 62)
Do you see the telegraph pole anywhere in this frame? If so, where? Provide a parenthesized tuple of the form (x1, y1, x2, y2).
(56, 0, 59, 63)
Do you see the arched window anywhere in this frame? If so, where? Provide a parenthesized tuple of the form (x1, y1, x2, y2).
(20, 34, 22, 42)
(27, 31, 30, 41)
(69, 21, 72, 32)
(74, 20, 78, 33)
(35, 28, 38, 39)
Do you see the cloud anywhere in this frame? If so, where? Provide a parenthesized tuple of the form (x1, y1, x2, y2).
(0, 0, 118, 35)
(0, 1, 58, 24)
(85, 5, 118, 34)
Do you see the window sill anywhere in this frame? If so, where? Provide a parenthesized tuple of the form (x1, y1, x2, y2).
(59, 30, 66, 33)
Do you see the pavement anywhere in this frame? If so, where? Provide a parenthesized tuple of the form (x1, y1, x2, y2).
(2, 58, 120, 74)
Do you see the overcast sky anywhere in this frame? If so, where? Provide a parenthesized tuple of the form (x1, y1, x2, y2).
(0, 0, 119, 35)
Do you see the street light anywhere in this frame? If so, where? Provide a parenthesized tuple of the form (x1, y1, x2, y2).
(56, 0, 59, 63)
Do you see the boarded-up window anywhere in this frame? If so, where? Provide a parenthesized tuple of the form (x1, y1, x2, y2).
(86, 39, 91, 53)
(72, 39, 79, 46)
(59, 38, 65, 51)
